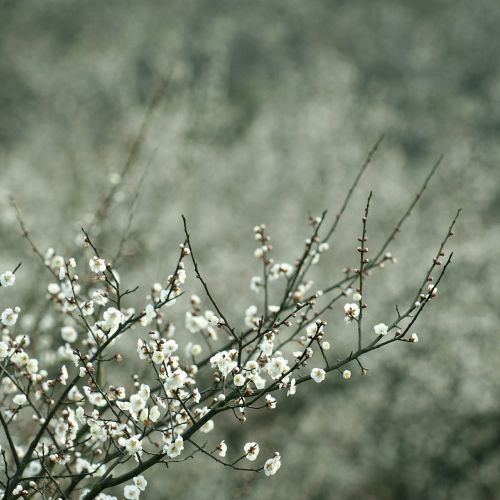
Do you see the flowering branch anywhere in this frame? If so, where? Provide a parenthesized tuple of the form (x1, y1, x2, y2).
(0, 148, 458, 500)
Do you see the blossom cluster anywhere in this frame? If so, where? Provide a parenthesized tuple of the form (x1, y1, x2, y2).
(0, 166, 456, 498)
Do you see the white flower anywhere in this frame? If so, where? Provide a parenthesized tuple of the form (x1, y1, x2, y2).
(61, 326, 78, 343)
(205, 310, 218, 325)
(81, 301, 94, 316)
(244, 442, 260, 461)
(26, 358, 39, 374)
(264, 452, 282, 476)
(321, 341, 330, 350)
(267, 356, 289, 379)
(152, 350, 165, 364)
(254, 247, 264, 259)
(1, 307, 19, 327)
(11, 351, 29, 366)
(185, 342, 202, 357)
(59, 365, 69, 385)
(145, 304, 156, 320)
(250, 276, 262, 293)
(130, 394, 147, 414)
(148, 406, 161, 423)
(265, 394, 277, 409)
(0, 271, 15, 287)
(344, 303, 360, 323)
(352, 292, 362, 302)
(164, 369, 187, 391)
(200, 418, 214, 433)
(103, 307, 122, 332)
(318, 242, 330, 253)
(170, 267, 185, 287)
(123, 484, 141, 500)
(287, 378, 296, 396)
(259, 338, 274, 357)
(373, 323, 388, 336)
(133, 475, 147, 491)
(92, 289, 108, 306)
(210, 351, 237, 377)
(13, 394, 26, 405)
(342, 370, 352, 380)
(410, 333, 419, 343)
(122, 435, 143, 457)
(0, 342, 9, 360)
(89, 257, 106, 274)
(48, 283, 60, 295)
(164, 435, 184, 458)
(269, 262, 293, 280)
(306, 322, 323, 339)
(233, 374, 246, 387)
(311, 368, 326, 383)
(244, 305, 259, 328)
(13, 485, 23, 495)
(217, 440, 227, 457)
(164, 339, 178, 355)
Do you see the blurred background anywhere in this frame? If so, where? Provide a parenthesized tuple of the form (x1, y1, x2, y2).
(1, 1, 499, 498)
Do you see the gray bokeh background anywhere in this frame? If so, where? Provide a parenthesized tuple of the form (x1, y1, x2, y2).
(1, 1, 499, 499)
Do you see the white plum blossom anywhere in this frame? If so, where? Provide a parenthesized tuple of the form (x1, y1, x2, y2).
(269, 262, 293, 280)
(318, 242, 330, 253)
(265, 394, 277, 409)
(185, 311, 209, 333)
(233, 373, 246, 387)
(152, 350, 165, 364)
(89, 256, 106, 274)
(410, 333, 419, 343)
(244, 442, 260, 461)
(267, 356, 289, 379)
(81, 301, 94, 316)
(121, 435, 143, 458)
(26, 358, 39, 374)
(343, 370, 352, 380)
(0, 342, 9, 360)
(210, 350, 238, 377)
(163, 339, 179, 355)
(259, 337, 274, 357)
(1, 307, 19, 326)
(306, 322, 323, 339)
(61, 325, 78, 343)
(311, 368, 326, 383)
(163, 368, 188, 392)
(0, 271, 16, 287)
(13, 394, 26, 405)
(250, 276, 262, 293)
(47, 282, 60, 295)
(102, 307, 122, 332)
(264, 452, 282, 476)
(344, 303, 360, 323)
(144, 304, 156, 321)
(123, 484, 141, 500)
(217, 440, 227, 457)
(130, 394, 147, 415)
(133, 475, 147, 491)
(164, 435, 184, 458)
(147, 406, 161, 423)
(244, 305, 259, 328)
(92, 289, 108, 306)
(374, 323, 388, 336)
